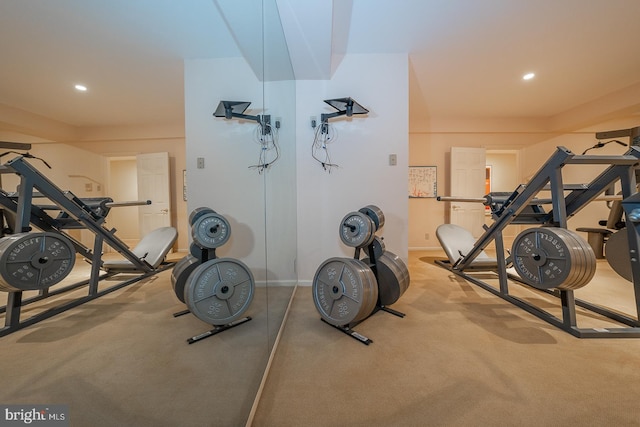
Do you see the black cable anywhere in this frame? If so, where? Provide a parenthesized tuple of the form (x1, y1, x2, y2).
(0, 151, 52, 168)
(581, 139, 627, 155)
(311, 120, 339, 172)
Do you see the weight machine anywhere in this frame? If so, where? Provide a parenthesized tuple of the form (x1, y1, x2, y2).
(436, 145, 640, 338)
(0, 155, 177, 337)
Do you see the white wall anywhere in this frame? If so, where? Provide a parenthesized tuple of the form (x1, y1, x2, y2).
(295, 53, 409, 284)
(184, 57, 267, 276)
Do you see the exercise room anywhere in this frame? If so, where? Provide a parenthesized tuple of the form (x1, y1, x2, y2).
(1, 1, 640, 426)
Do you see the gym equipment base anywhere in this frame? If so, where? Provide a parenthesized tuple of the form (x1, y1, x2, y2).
(173, 307, 252, 344)
(1, 262, 174, 337)
(320, 304, 405, 346)
(435, 259, 640, 338)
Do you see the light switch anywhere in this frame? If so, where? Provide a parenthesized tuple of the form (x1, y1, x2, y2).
(389, 154, 397, 166)
(197, 157, 205, 169)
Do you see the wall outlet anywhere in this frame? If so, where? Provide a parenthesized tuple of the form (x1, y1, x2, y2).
(425, 233, 429, 240)
(310, 116, 317, 128)
(389, 154, 397, 166)
(85, 183, 93, 192)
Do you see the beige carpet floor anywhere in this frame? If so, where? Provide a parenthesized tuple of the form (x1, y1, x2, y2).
(0, 253, 292, 427)
(251, 250, 640, 426)
(2, 250, 640, 426)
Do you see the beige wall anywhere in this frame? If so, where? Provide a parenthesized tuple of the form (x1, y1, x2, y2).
(408, 117, 640, 250)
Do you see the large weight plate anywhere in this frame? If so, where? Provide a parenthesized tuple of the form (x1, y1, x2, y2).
(189, 207, 216, 226)
(0, 232, 75, 292)
(511, 227, 595, 290)
(312, 257, 378, 326)
(363, 251, 410, 306)
(339, 211, 375, 248)
(171, 255, 200, 303)
(359, 205, 385, 231)
(185, 258, 255, 325)
(191, 212, 231, 249)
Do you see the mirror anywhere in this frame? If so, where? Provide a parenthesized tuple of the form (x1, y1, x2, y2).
(183, 0, 296, 423)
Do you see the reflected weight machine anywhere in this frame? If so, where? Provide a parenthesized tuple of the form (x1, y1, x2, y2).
(0, 153, 177, 337)
(436, 143, 640, 338)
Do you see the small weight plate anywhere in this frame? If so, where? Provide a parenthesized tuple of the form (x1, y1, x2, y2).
(189, 207, 216, 226)
(191, 212, 231, 249)
(358, 205, 385, 231)
(189, 242, 206, 259)
(312, 257, 378, 326)
(362, 236, 386, 261)
(185, 258, 255, 325)
(171, 255, 201, 303)
(0, 232, 76, 292)
(339, 211, 375, 248)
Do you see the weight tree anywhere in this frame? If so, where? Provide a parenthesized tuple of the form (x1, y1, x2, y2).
(436, 145, 640, 338)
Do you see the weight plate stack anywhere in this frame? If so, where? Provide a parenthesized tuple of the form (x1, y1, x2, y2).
(358, 205, 385, 231)
(339, 211, 375, 248)
(184, 257, 255, 325)
(312, 257, 378, 326)
(0, 232, 76, 292)
(171, 255, 201, 303)
(191, 211, 231, 249)
(511, 227, 596, 290)
(363, 251, 410, 306)
(362, 236, 386, 261)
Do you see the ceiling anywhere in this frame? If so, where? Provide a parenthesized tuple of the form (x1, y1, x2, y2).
(1, 0, 640, 139)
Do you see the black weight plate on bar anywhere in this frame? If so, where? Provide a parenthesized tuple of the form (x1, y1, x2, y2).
(362, 236, 386, 261)
(0, 232, 76, 292)
(312, 257, 378, 326)
(189, 207, 216, 226)
(363, 251, 409, 306)
(171, 255, 200, 303)
(184, 257, 255, 325)
(512, 227, 574, 290)
(605, 230, 632, 281)
(358, 205, 385, 231)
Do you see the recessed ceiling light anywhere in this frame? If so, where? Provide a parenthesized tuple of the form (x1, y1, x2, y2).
(74, 84, 87, 91)
(522, 72, 535, 80)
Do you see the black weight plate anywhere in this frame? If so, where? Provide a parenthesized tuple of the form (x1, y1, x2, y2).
(359, 205, 385, 231)
(362, 236, 386, 261)
(171, 255, 200, 303)
(189, 207, 216, 226)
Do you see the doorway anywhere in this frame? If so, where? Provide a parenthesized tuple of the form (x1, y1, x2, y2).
(106, 157, 139, 248)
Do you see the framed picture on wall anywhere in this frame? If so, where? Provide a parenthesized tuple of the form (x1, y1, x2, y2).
(409, 166, 437, 198)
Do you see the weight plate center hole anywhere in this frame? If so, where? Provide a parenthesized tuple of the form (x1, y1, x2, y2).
(31, 253, 51, 268)
(215, 280, 234, 300)
(330, 283, 344, 300)
(531, 251, 547, 266)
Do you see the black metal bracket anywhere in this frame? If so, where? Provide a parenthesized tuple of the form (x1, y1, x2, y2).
(187, 317, 252, 344)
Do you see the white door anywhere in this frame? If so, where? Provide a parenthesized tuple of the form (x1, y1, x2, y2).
(136, 152, 171, 237)
(450, 147, 486, 237)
